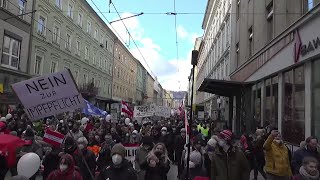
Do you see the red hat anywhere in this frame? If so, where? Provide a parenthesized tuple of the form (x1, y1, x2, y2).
(219, 130, 233, 141)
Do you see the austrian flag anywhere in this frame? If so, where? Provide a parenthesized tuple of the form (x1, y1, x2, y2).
(121, 101, 133, 118)
(43, 128, 65, 147)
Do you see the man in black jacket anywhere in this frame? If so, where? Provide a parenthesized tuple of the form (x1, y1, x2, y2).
(98, 143, 137, 180)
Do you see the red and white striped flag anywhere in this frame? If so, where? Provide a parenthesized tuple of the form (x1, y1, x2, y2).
(121, 101, 133, 118)
(43, 129, 65, 147)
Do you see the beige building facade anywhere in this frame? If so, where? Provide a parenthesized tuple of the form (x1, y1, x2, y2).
(146, 72, 154, 104)
(112, 39, 137, 103)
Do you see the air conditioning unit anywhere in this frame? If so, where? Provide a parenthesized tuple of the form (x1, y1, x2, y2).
(100, 43, 104, 48)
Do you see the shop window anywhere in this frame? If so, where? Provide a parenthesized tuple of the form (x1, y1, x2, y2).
(252, 83, 262, 128)
(282, 66, 305, 145)
(312, 60, 320, 137)
(264, 76, 279, 128)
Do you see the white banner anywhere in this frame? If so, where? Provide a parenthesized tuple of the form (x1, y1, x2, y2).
(134, 105, 154, 118)
(11, 70, 85, 120)
(155, 106, 171, 118)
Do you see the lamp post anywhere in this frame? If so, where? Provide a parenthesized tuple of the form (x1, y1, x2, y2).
(186, 50, 198, 180)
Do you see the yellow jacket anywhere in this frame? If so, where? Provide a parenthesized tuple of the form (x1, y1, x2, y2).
(263, 135, 292, 177)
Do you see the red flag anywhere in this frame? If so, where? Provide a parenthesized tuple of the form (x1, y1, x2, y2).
(121, 101, 133, 118)
(43, 129, 65, 147)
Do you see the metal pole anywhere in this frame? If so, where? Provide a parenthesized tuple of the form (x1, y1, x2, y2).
(185, 66, 195, 180)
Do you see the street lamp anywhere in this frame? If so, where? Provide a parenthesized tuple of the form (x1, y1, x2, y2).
(186, 50, 198, 180)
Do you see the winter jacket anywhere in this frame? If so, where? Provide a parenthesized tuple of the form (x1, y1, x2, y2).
(97, 143, 114, 171)
(292, 147, 320, 174)
(253, 136, 266, 166)
(42, 150, 61, 180)
(263, 134, 293, 177)
(97, 160, 137, 180)
(141, 156, 170, 180)
(292, 174, 320, 180)
(47, 154, 83, 180)
(210, 146, 251, 180)
(70, 149, 96, 180)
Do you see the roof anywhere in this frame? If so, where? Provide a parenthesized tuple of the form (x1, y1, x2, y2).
(198, 78, 253, 97)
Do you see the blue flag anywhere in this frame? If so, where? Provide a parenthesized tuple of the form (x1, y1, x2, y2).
(82, 100, 107, 116)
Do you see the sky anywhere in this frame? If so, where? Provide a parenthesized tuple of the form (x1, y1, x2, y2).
(87, 0, 207, 91)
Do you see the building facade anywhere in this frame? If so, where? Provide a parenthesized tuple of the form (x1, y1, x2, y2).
(112, 39, 137, 104)
(219, 0, 320, 145)
(198, 0, 232, 120)
(145, 72, 154, 104)
(29, 0, 116, 108)
(0, 0, 33, 114)
(135, 59, 146, 105)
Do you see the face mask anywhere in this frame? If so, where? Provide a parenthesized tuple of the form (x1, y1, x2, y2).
(78, 144, 85, 150)
(112, 154, 123, 165)
(161, 131, 167, 136)
(181, 133, 186, 137)
(60, 164, 68, 171)
(218, 140, 226, 147)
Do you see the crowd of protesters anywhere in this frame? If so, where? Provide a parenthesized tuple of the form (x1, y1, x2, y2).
(1, 110, 320, 180)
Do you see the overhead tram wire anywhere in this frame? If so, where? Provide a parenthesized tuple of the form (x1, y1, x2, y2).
(110, 1, 156, 79)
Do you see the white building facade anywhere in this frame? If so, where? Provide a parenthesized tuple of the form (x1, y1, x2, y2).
(199, 0, 232, 121)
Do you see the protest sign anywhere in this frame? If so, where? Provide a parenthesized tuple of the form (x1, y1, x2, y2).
(123, 143, 140, 169)
(11, 70, 85, 120)
(43, 129, 65, 147)
(155, 106, 171, 118)
(134, 105, 154, 118)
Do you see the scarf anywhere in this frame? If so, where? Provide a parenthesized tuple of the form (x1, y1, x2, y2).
(300, 166, 320, 180)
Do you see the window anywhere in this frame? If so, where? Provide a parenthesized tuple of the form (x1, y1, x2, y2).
(91, 77, 95, 85)
(78, 13, 83, 27)
(303, 0, 315, 13)
(236, 0, 240, 20)
(34, 55, 43, 75)
(53, 25, 60, 44)
(264, 77, 278, 128)
(283, 66, 305, 144)
(104, 60, 107, 69)
(93, 52, 96, 65)
(74, 70, 78, 83)
(85, 46, 89, 60)
(97, 80, 100, 88)
(100, 35, 103, 44)
(76, 40, 80, 55)
(98, 56, 101, 67)
(87, 21, 91, 33)
(83, 74, 88, 84)
(94, 29, 98, 39)
(18, 0, 26, 19)
(0, 0, 7, 8)
(50, 61, 57, 73)
(1, 35, 20, 69)
(248, 26, 253, 57)
(266, 1, 274, 41)
(66, 33, 71, 50)
(67, 3, 73, 18)
(236, 43, 239, 67)
(38, 16, 46, 36)
(55, 0, 61, 9)
(105, 39, 108, 49)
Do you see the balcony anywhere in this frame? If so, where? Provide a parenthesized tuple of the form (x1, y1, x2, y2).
(79, 82, 99, 99)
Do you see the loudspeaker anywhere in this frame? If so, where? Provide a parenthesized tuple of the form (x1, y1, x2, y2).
(191, 50, 199, 66)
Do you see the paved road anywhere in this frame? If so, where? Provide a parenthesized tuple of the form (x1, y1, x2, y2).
(5, 165, 264, 180)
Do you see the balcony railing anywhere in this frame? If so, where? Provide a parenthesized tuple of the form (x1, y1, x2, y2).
(79, 82, 99, 98)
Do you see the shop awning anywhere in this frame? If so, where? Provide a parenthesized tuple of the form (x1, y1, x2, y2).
(198, 78, 253, 97)
(95, 96, 119, 104)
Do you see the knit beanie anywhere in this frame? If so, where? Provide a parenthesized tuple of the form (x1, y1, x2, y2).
(111, 143, 126, 158)
(219, 129, 233, 141)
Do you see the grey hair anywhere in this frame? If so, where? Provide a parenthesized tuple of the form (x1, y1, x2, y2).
(77, 137, 88, 145)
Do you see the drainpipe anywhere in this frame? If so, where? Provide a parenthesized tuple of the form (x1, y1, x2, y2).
(27, 0, 36, 76)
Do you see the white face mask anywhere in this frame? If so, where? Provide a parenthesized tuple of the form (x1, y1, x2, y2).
(60, 164, 68, 171)
(218, 140, 226, 147)
(161, 131, 167, 136)
(112, 154, 123, 165)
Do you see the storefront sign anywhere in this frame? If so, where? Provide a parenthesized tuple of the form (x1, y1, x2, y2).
(11, 70, 85, 120)
(300, 37, 320, 57)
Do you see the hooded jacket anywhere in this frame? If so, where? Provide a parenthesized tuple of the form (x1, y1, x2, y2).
(263, 134, 292, 177)
(210, 146, 250, 180)
(47, 154, 83, 180)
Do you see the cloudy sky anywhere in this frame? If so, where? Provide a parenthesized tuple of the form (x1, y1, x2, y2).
(87, 0, 207, 91)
